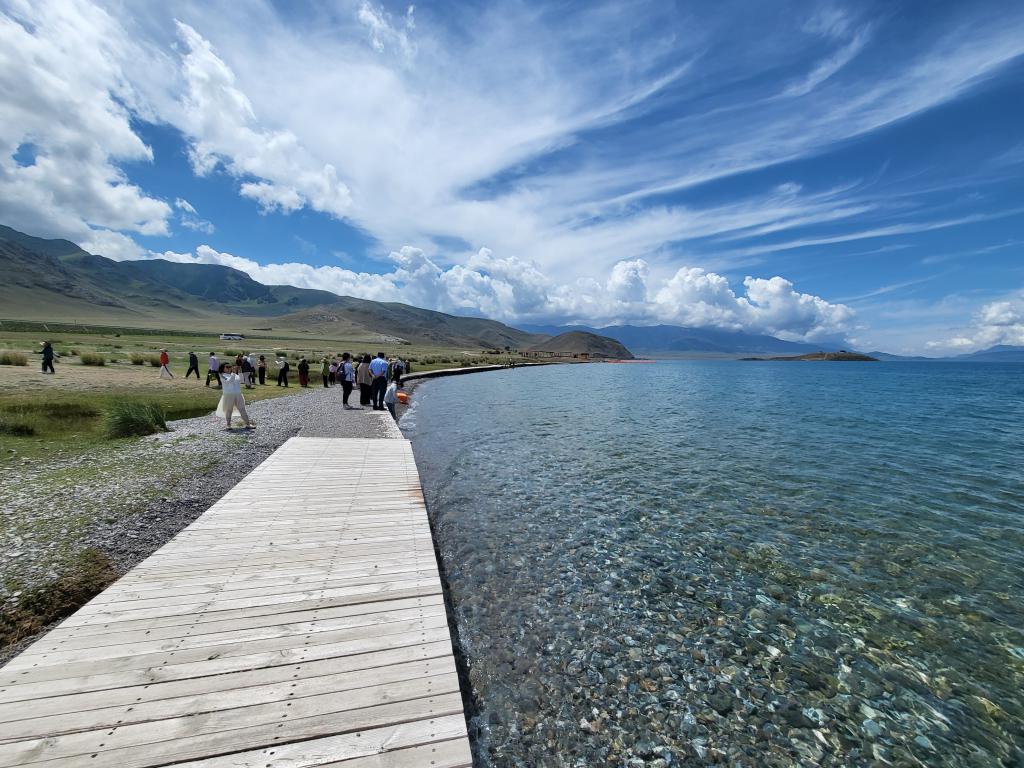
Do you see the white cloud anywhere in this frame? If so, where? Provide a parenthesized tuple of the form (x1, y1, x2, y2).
(141, 244, 854, 342)
(929, 292, 1024, 352)
(0, 0, 171, 243)
(174, 196, 214, 233)
(174, 21, 352, 218)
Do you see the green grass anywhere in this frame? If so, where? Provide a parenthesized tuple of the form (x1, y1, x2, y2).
(104, 400, 167, 438)
(0, 418, 35, 436)
(79, 352, 106, 366)
(0, 350, 28, 366)
(130, 353, 146, 365)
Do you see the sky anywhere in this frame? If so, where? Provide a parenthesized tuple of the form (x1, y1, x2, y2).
(1, 0, 1023, 354)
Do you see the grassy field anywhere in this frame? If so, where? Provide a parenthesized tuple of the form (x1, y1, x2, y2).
(0, 321, 522, 459)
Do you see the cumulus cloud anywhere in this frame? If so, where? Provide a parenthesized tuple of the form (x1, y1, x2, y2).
(0, 0, 171, 243)
(929, 292, 1024, 351)
(138, 244, 854, 342)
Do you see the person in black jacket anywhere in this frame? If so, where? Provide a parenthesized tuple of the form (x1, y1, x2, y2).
(297, 357, 310, 387)
(41, 341, 55, 374)
(185, 351, 200, 379)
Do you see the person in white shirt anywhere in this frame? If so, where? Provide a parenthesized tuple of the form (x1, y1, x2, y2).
(215, 363, 255, 429)
(383, 380, 399, 421)
(206, 353, 221, 388)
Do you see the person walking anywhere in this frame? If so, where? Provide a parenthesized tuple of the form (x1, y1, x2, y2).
(240, 354, 255, 389)
(158, 349, 174, 379)
(341, 352, 357, 409)
(257, 355, 267, 385)
(356, 353, 373, 406)
(321, 357, 330, 388)
(383, 379, 399, 421)
(393, 357, 405, 386)
(246, 352, 258, 385)
(276, 356, 290, 387)
(206, 352, 221, 388)
(185, 351, 200, 379)
(216, 363, 254, 430)
(41, 341, 55, 374)
(297, 357, 310, 388)
(369, 352, 389, 411)
(328, 359, 337, 386)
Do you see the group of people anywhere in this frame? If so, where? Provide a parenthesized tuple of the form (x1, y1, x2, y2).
(187, 349, 409, 425)
(319, 353, 407, 419)
(192, 352, 275, 388)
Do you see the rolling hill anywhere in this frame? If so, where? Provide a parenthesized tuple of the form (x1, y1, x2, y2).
(527, 331, 633, 359)
(4, 224, 634, 354)
(1, 224, 553, 349)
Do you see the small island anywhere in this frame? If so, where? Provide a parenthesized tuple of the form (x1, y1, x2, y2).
(741, 351, 879, 362)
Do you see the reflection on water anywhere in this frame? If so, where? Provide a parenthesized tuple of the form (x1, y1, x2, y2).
(406, 361, 1024, 767)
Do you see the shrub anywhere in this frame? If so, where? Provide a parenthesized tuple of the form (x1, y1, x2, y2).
(79, 352, 106, 366)
(0, 418, 35, 436)
(109, 357, 119, 363)
(70, 349, 79, 356)
(224, 349, 239, 357)
(0, 351, 28, 366)
(274, 350, 287, 358)
(148, 356, 162, 367)
(104, 400, 167, 438)
(130, 353, 146, 365)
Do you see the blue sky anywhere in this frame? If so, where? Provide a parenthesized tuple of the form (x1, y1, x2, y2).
(1, 0, 1023, 353)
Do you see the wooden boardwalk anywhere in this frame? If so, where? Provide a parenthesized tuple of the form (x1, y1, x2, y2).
(0, 438, 471, 768)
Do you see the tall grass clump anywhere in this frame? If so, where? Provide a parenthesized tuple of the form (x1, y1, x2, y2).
(148, 355, 162, 367)
(0, 351, 28, 366)
(104, 401, 167, 438)
(130, 353, 146, 365)
(0, 418, 35, 437)
(79, 352, 106, 366)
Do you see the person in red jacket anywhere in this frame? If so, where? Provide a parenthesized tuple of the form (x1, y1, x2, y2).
(158, 349, 174, 379)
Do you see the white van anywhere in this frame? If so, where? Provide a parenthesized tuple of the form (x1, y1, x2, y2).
(219, 333, 245, 341)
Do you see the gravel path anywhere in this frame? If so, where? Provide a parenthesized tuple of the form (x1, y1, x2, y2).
(0, 385, 402, 663)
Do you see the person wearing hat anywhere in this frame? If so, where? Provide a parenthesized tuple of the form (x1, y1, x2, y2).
(158, 349, 174, 379)
(297, 356, 310, 388)
(41, 341, 55, 374)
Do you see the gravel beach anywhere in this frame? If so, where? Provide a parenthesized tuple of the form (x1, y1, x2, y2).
(0, 385, 401, 664)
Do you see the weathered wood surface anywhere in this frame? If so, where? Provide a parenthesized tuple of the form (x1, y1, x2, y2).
(0, 438, 471, 768)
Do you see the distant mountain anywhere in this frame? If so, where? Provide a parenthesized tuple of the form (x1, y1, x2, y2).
(864, 346, 1024, 362)
(742, 352, 878, 362)
(0, 224, 548, 349)
(518, 323, 832, 357)
(527, 331, 633, 359)
(950, 345, 1024, 362)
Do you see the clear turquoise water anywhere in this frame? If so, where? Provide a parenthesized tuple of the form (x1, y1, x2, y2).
(405, 361, 1024, 767)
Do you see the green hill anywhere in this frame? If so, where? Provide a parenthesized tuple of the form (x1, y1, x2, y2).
(1, 224, 550, 348)
(527, 331, 634, 359)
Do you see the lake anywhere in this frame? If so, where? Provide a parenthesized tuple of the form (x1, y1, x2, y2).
(404, 361, 1024, 767)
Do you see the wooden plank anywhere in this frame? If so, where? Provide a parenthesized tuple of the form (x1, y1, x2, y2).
(0, 437, 469, 766)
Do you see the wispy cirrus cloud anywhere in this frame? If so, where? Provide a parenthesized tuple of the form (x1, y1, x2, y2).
(2, 0, 1023, 351)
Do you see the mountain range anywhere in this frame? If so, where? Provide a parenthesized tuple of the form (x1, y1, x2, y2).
(4, 224, 1021, 361)
(0, 225, 546, 350)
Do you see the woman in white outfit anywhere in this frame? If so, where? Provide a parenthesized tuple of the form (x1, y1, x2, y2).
(216, 363, 255, 430)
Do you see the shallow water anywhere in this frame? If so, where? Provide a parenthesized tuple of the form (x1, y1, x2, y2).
(404, 361, 1024, 767)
